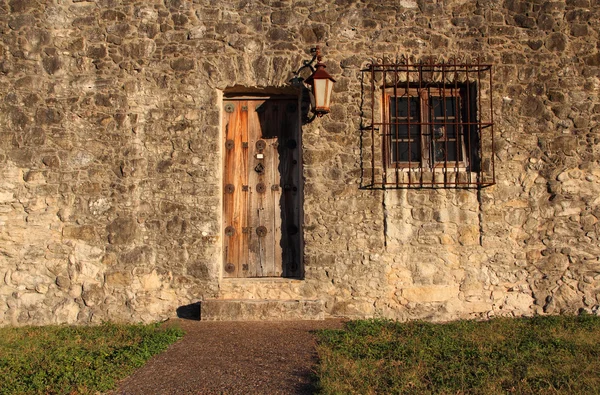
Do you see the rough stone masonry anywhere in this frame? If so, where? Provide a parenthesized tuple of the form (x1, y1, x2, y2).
(0, 0, 599, 325)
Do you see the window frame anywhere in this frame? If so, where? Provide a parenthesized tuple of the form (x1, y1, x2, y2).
(383, 86, 470, 171)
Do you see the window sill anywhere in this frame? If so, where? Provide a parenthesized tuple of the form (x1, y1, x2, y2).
(381, 169, 492, 188)
(388, 165, 469, 171)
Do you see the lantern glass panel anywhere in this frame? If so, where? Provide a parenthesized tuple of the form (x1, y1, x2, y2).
(324, 79, 333, 109)
(313, 79, 327, 110)
(312, 79, 333, 112)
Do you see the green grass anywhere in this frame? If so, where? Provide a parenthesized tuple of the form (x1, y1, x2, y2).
(0, 322, 184, 395)
(315, 315, 600, 394)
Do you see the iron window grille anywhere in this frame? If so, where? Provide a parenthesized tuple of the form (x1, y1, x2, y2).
(361, 58, 495, 189)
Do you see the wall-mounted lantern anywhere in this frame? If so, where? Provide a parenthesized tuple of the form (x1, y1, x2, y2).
(304, 46, 336, 117)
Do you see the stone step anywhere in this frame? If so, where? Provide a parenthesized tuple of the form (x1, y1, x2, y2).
(218, 278, 306, 300)
(200, 299, 324, 321)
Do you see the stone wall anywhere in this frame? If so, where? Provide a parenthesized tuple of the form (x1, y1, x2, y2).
(0, 0, 599, 325)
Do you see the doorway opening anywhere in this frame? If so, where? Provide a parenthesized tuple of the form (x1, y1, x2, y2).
(222, 94, 303, 278)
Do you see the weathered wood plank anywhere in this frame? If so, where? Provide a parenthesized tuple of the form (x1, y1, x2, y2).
(238, 102, 249, 277)
(223, 100, 250, 278)
(223, 101, 237, 278)
(262, 101, 279, 276)
(247, 100, 263, 277)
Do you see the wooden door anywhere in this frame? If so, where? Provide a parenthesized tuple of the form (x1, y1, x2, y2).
(223, 98, 302, 278)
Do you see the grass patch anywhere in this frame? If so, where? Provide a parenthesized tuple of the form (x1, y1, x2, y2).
(315, 315, 600, 394)
(0, 322, 184, 395)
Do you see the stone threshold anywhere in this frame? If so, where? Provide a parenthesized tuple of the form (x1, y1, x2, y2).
(200, 299, 324, 321)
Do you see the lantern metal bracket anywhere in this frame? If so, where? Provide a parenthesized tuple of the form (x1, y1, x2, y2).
(291, 46, 321, 82)
(289, 47, 321, 124)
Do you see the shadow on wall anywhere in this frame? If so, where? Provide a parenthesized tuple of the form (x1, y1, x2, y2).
(176, 302, 201, 320)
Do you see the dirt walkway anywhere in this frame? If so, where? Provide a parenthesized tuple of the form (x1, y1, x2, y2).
(112, 319, 344, 395)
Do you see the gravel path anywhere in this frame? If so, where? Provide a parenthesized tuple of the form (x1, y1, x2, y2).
(112, 319, 344, 395)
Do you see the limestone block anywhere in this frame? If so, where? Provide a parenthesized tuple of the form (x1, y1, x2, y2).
(504, 209, 528, 226)
(119, 246, 155, 266)
(68, 151, 95, 168)
(408, 260, 441, 286)
(140, 270, 161, 291)
(503, 292, 534, 311)
(0, 192, 14, 203)
(158, 289, 177, 302)
(10, 271, 47, 290)
(545, 32, 568, 51)
(463, 300, 493, 314)
(440, 234, 454, 245)
(75, 261, 101, 282)
(88, 198, 111, 215)
(458, 225, 479, 246)
(53, 299, 79, 324)
(460, 276, 485, 297)
(556, 206, 581, 217)
(81, 283, 104, 307)
(25, 212, 58, 226)
(55, 275, 70, 289)
(443, 298, 466, 315)
(399, 1, 419, 9)
(35, 283, 48, 294)
(62, 225, 96, 241)
(105, 271, 132, 288)
(68, 284, 82, 299)
(101, 252, 118, 266)
(552, 283, 582, 313)
(330, 298, 375, 317)
(536, 253, 569, 277)
(106, 216, 138, 245)
(22, 197, 48, 213)
(412, 207, 433, 221)
(402, 285, 460, 303)
(18, 292, 46, 307)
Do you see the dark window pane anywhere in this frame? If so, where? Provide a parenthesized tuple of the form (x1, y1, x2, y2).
(434, 142, 460, 163)
(390, 96, 421, 163)
(431, 97, 458, 119)
(391, 124, 420, 139)
(391, 97, 419, 119)
(445, 124, 457, 138)
(392, 140, 421, 163)
(430, 96, 462, 164)
(431, 125, 458, 140)
(432, 126, 445, 140)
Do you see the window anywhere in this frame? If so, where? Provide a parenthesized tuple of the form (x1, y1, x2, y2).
(385, 86, 471, 169)
(361, 60, 495, 188)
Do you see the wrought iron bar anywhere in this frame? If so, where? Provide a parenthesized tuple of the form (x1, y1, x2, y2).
(381, 60, 387, 186)
(489, 63, 496, 185)
(371, 62, 375, 187)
